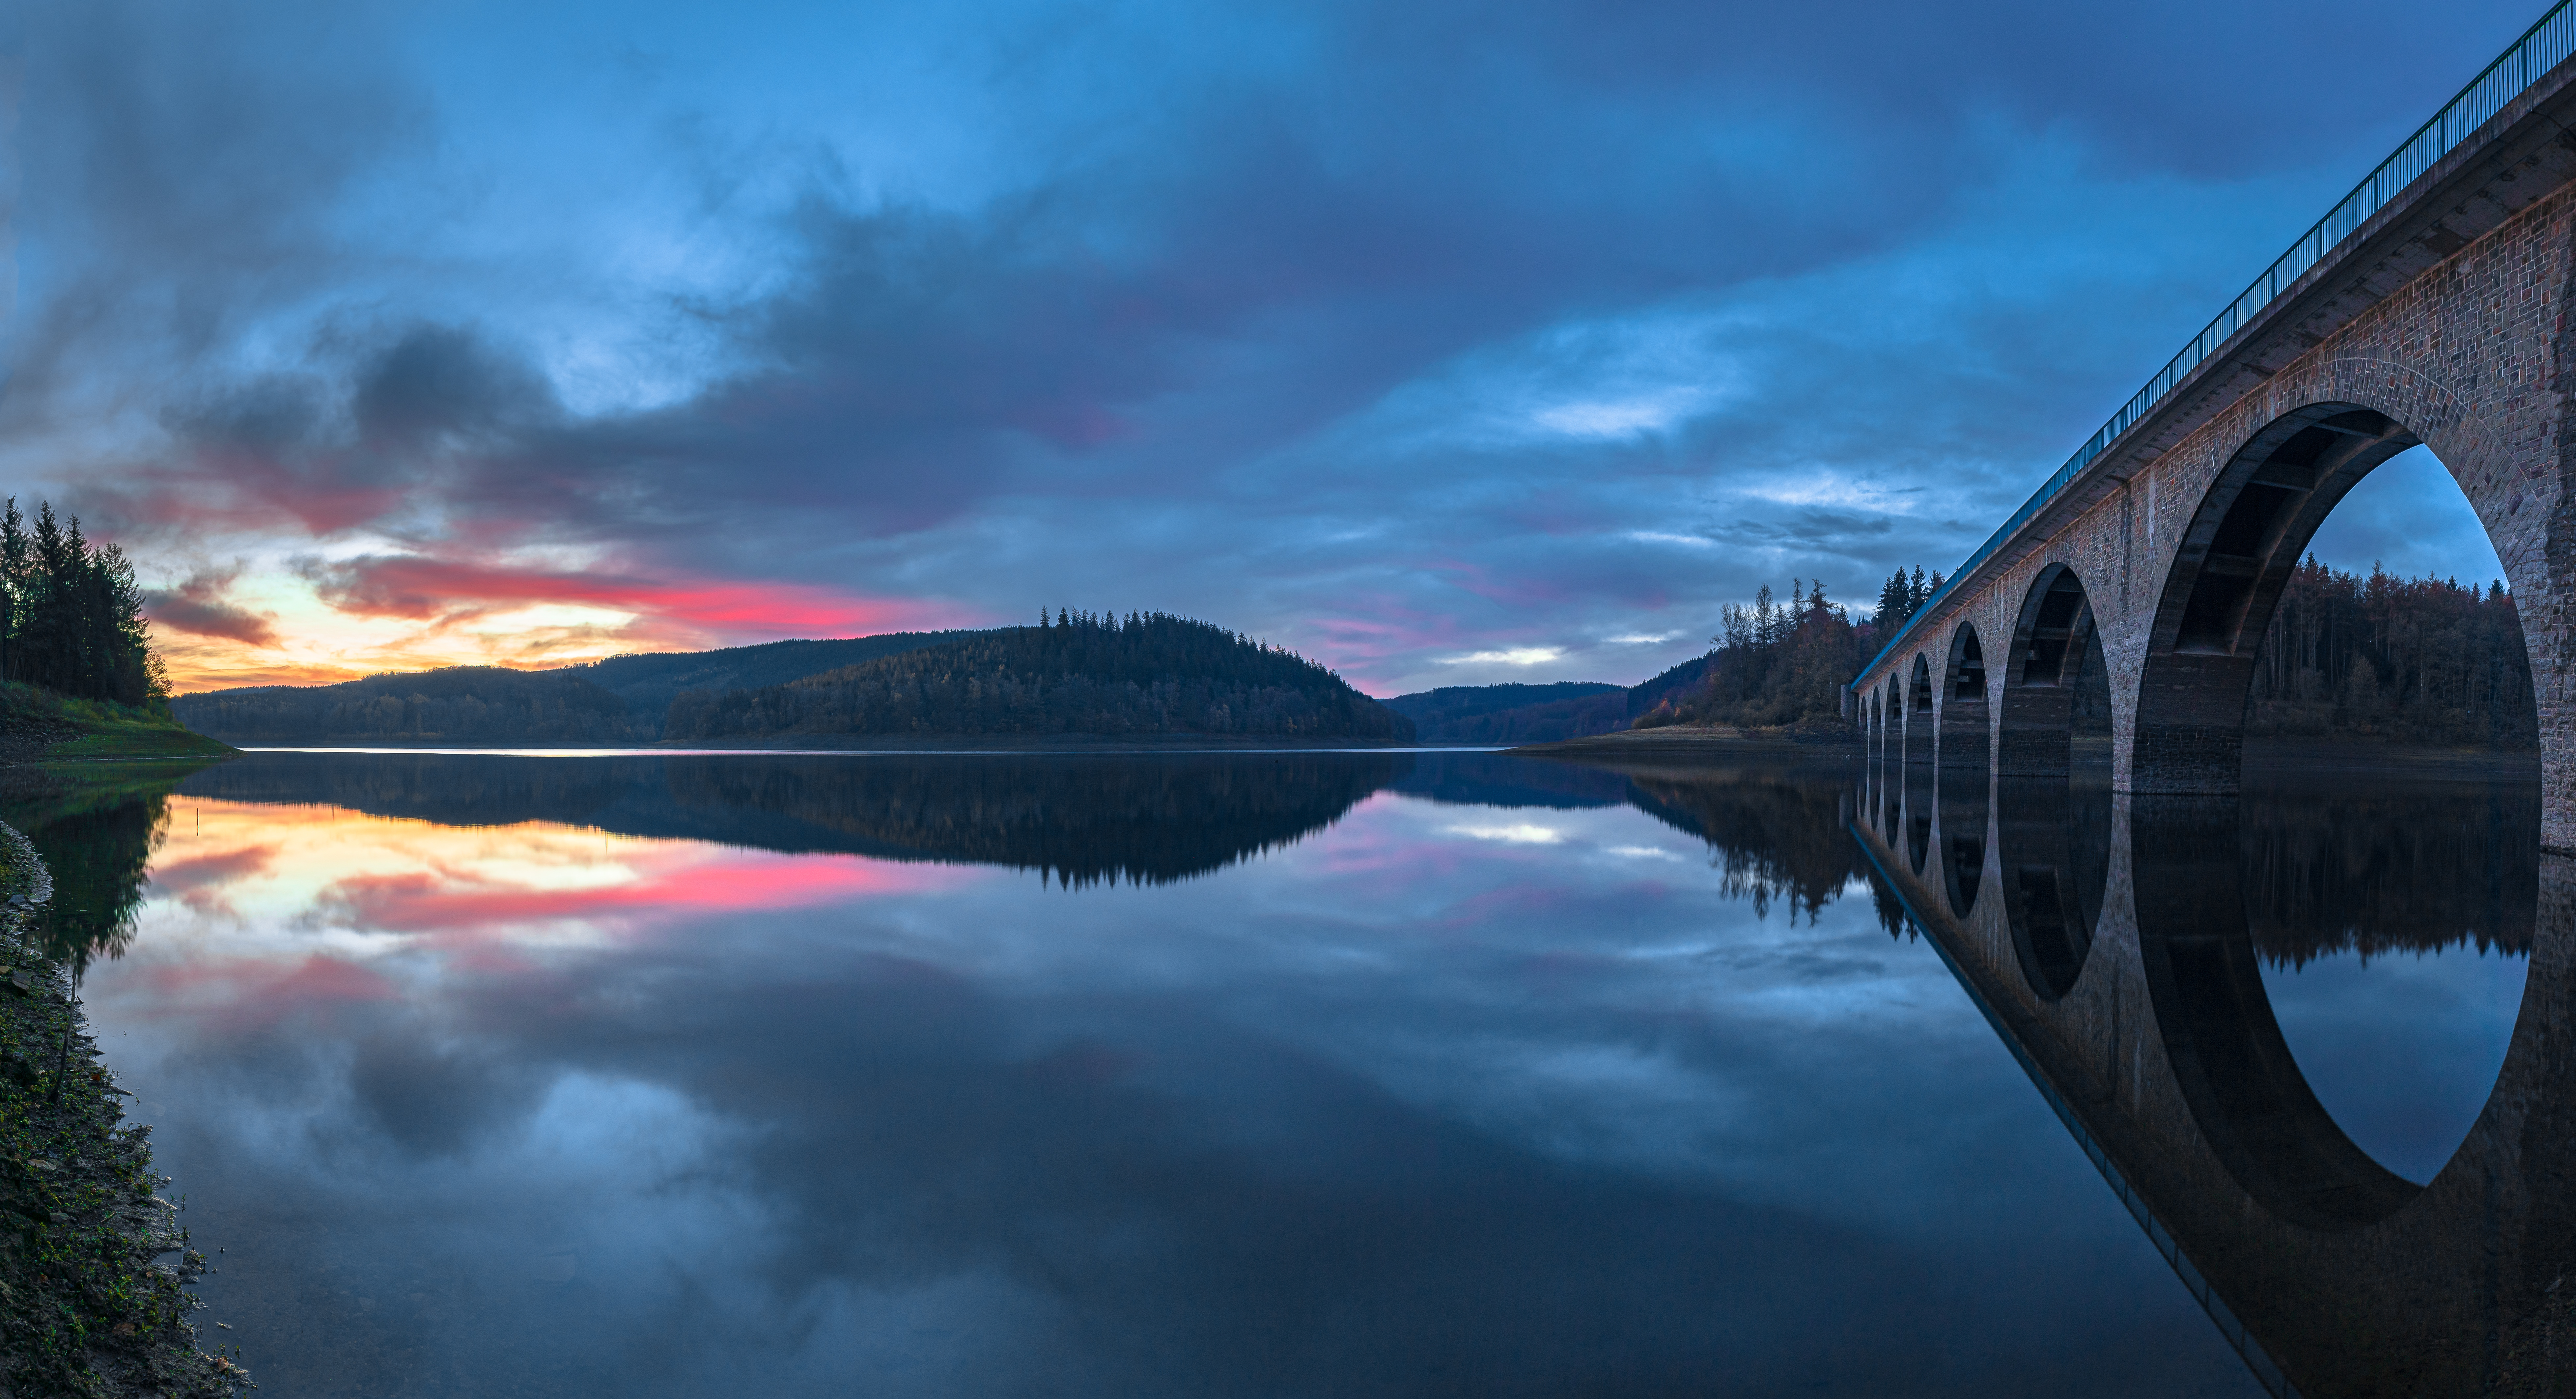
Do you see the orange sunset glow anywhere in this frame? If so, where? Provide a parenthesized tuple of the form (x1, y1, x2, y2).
(147, 562, 988, 692)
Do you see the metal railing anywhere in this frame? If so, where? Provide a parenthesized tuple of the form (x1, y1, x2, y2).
(1854, 0, 2576, 685)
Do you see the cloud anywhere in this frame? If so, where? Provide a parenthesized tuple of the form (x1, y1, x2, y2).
(144, 566, 279, 647)
(0, 0, 2548, 693)
(1443, 648, 1564, 667)
(301, 553, 977, 639)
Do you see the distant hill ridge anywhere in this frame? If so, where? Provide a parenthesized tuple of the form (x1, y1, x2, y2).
(170, 631, 998, 745)
(665, 611, 1410, 743)
(171, 616, 1414, 746)
(1384, 683, 1626, 744)
(1384, 658, 1715, 745)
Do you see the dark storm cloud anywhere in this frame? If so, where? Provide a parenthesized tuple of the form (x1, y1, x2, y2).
(4, 0, 429, 410)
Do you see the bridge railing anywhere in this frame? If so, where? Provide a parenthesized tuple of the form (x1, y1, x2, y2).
(1854, 0, 2576, 687)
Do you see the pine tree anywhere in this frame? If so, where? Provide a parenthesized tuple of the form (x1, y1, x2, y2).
(1876, 569, 1913, 628)
(0, 500, 165, 706)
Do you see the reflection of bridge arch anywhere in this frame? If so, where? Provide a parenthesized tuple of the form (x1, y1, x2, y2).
(1852, 775, 2573, 1395)
(2128, 797, 2419, 1231)
(1935, 762, 1986, 918)
(1902, 752, 1934, 876)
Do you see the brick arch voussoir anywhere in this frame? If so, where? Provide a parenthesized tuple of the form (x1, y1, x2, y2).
(2247, 358, 2529, 593)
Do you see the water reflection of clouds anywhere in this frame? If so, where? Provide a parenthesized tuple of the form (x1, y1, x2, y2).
(75, 775, 2244, 1397)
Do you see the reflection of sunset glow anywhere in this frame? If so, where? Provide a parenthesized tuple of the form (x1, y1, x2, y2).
(116, 798, 988, 1018)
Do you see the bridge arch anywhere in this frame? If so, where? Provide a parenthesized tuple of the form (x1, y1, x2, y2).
(1905, 653, 1934, 763)
(1996, 564, 2105, 778)
(2123, 381, 2551, 1225)
(2131, 400, 2426, 793)
(1939, 623, 1988, 770)
(2126, 365, 2561, 805)
(1883, 676, 1899, 760)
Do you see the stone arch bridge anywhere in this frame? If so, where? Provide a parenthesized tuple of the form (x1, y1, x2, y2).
(1851, 4, 2576, 847)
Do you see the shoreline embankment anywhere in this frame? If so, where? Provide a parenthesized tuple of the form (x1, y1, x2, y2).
(1508, 725, 1859, 759)
(1510, 725, 2542, 779)
(0, 821, 246, 1398)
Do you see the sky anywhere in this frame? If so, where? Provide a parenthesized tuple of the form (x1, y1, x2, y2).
(0, 0, 2547, 695)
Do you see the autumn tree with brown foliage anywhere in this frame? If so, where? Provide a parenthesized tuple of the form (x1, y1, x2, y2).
(1633, 579, 1869, 732)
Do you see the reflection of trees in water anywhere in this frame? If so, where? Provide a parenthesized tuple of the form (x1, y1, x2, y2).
(1387, 753, 1632, 810)
(1622, 764, 1859, 922)
(181, 752, 668, 829)
(2240, 779, 2538, 966)
(0, 763, 205, 973)
(180, 752, 1411, 889)
(32, 800, 165, 969)
(661, 755, 1408, 887)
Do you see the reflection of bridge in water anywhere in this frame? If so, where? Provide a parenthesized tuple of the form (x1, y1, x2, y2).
(1854, 751, 2563, 1397)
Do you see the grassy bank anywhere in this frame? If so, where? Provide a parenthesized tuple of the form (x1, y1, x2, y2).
(0, 684, 236, 763)
(0, 822, 246, 1397)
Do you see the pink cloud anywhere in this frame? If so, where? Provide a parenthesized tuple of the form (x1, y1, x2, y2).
(305, 554, 984, 642)
(318, 852, 975, 935)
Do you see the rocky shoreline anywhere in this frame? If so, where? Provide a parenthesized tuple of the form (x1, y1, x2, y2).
(0, 820, 246, 1398)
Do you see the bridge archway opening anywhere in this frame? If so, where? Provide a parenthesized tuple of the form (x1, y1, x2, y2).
(1905, 654, 1934, 763)
(2134, 401, 2541, 1209)
(1884, 677, 1900, 766)
(2133, 405, 2435, 790)
(1997, 565, 2104, 778)
(1939, 624, 1988, 769)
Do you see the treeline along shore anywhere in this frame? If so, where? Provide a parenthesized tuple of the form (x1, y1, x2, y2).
(175, 612, 1416, 748)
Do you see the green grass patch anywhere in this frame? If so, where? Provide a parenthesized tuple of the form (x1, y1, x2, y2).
(0, 682, 238, 762)
(40, 730, 236, 761)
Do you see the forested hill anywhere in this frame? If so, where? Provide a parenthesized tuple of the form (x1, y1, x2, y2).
(172, 666, 649, 746)
(1385, 683, 1627, 744)
(664, 611, 1413, 743)
(169, 630, 998, 745)
(567, 631, 999, 716)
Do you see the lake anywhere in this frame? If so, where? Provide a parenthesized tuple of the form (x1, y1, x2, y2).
(12, 747, 2540, 1396)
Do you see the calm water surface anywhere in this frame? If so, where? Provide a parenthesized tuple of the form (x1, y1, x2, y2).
(12, 749, 2532, 1396)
